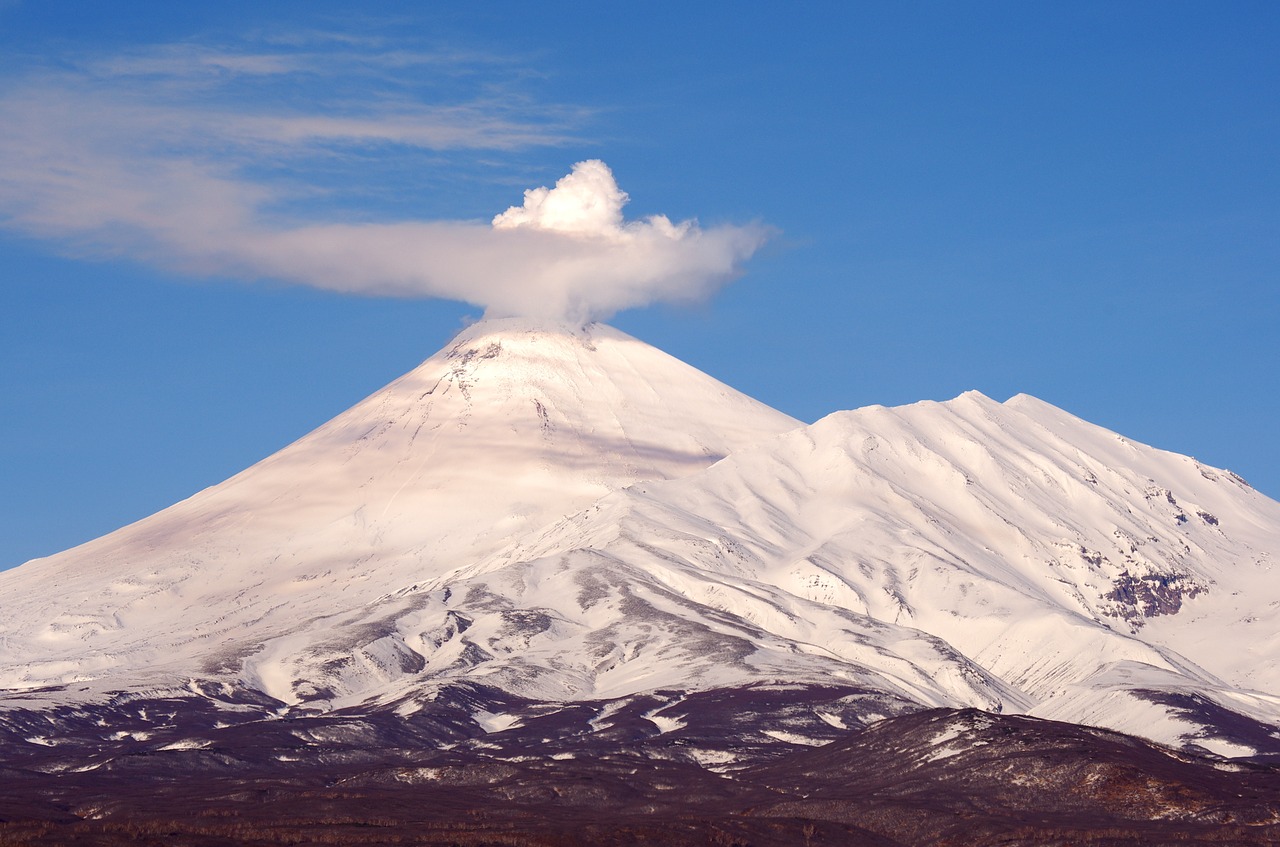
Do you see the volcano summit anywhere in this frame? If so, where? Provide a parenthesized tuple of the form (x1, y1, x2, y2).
(3, 320, 1280, 845)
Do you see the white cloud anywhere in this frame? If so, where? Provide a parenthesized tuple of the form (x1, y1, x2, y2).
(493, 159, 631, 236)
(0, 39, 770, 323)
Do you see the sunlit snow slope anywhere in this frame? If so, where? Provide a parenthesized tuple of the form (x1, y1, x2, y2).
(457, 391, 1280, 755)
(0, 319, 798, 695)
(2, 320, 1279, 760)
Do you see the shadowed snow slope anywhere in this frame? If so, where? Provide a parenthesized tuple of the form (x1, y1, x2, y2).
(2, 322, 1280, 762)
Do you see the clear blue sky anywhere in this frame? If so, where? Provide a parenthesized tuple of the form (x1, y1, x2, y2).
(3, 1, 1278, 569)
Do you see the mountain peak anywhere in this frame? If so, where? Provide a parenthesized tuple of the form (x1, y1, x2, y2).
(450, 315, 597, 343)
(0, 320, 799, 698)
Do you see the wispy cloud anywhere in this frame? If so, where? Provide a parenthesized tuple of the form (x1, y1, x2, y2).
(0, 33, 768, 322)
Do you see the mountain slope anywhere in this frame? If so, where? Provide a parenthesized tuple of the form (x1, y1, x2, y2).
(458, 389, 1278, 754)
(0, 319, 799, 697)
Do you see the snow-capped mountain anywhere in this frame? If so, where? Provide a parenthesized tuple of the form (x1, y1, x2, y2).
(455, 389, 1280, 755)
(0, 319, 797, 697)
(2, 318, 1280, 768)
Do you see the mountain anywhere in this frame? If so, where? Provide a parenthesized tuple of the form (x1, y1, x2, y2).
(0, 318, 797, 701)
(4, 318, 1280, 845)
(481, 389, 1280, 755)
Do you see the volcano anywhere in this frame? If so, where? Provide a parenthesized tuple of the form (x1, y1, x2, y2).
(3, 319, 1280, 845)
(0, 319, 797, 700)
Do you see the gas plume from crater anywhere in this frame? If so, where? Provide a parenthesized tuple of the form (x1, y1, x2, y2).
(247, 160, 771, 323)
(482, 159, 770, 320)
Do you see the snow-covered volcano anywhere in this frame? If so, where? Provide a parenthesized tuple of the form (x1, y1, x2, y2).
(2, 319, 1280, 764)
(0, 319, 797, 696)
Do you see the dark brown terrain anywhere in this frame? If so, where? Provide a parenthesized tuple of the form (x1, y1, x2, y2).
(2, 684, 1278, 846)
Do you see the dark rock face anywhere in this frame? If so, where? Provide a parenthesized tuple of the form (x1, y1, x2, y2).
(1106, 570, 1207, 623)
(2, 689, 1279, 845)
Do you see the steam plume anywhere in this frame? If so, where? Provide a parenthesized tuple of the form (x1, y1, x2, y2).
(229, 160, 768, 323)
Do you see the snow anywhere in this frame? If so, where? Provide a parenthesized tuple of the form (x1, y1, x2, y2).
(761, 729, 826, 746)
(815, 711, 849, 730)
(2, 318, 1280, 759)
(642, 704, 686, 734)
(0, 318, 796, 699)
(681, 748, 740, 768)
(473, 710, 524, 734)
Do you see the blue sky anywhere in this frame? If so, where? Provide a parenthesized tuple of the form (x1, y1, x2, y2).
(2, 2, 1278, 569)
